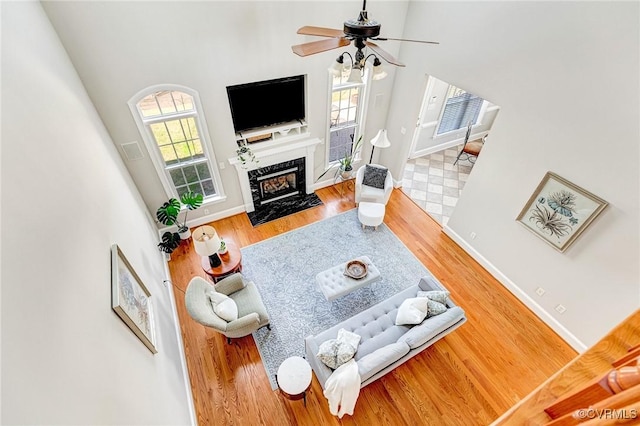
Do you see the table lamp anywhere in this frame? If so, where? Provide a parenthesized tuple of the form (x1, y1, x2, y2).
(369, 129, 391, 163)
(193, 225, 222, 268)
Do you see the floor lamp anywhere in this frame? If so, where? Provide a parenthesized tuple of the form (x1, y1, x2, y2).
(369, 129, 391, 163)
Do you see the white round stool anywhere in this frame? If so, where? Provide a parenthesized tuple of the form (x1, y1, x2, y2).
(276, 356, 312, 406)
(358, 201, 385, 230)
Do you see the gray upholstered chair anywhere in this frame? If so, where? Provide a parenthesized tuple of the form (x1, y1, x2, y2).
(355, 164, 394, 205)
(185, 274, 270, 343)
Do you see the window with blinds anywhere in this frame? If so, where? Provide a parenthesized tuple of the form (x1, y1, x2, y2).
(436, 85, 484, 135)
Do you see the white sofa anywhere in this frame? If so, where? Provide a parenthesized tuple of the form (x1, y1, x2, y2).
(305, 276, 466, 388)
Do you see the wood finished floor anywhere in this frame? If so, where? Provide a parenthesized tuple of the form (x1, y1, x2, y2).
(168, 186, 577, 425)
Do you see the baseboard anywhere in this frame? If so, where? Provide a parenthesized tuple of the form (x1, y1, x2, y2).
(442, 224, 588, 353)
(159, 205, 247, 235)
(161, 261, 197, 426)
(410, 131, 489, 160)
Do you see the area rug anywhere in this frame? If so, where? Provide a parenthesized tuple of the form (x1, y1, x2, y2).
(241, 209, 429, 389)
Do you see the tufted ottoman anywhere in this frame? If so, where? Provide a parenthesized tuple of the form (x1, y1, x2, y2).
(358, 201, 385, 230)
(315, 256, 381, 301)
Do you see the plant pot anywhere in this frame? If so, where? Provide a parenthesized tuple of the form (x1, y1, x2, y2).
(163, 252, 172, 261)
(178, 228, 191, 240)
(340, 169, 353, 180)
(218, 248, 228, 256)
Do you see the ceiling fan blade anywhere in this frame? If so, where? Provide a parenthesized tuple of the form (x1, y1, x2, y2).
(373, 37, 440, 45)
(292, 37, 351, 57)
(297, 26, 345, 38)
(365, 41, 405, 67)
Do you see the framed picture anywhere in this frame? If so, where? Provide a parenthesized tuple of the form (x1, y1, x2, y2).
(111, 244, 158, 353)
(516, 172, 608, 252)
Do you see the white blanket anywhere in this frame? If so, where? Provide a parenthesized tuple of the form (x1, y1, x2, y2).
(323, 359, 361, 418)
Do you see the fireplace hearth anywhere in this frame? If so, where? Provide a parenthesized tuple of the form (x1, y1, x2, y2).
(246, 157, 322, 226)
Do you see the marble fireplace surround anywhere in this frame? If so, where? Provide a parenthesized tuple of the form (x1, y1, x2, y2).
(228, 137, 322, 213)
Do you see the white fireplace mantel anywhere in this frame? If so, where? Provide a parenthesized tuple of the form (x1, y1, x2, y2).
(228, 137, 322, 212)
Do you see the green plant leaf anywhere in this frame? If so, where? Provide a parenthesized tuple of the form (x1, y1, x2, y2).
(156, 198, 181, 225)
(180, 191, 203, 210)
(158, 231, 181, 253)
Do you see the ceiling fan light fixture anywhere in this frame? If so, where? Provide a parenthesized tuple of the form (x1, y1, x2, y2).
(328, 54, 346, 76)
(347, 67, 363, 84)
(371, 57, 388, 80)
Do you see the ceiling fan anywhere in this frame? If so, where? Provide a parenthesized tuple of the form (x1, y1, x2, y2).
(291, 0, 439, 71)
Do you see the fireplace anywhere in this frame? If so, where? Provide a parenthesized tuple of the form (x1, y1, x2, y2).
(248, 158, 305, 208)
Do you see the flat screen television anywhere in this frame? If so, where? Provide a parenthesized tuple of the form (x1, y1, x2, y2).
(226, 75, 305, 133)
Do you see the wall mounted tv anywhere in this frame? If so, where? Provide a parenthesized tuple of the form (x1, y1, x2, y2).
(226, 75, 306, 133)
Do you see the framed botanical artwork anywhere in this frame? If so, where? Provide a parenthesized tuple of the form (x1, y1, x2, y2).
(516, 172, 608, 252)
(111, 244, 158, 353)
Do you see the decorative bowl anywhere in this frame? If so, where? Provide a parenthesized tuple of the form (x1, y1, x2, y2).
(344, 260, 368, 280)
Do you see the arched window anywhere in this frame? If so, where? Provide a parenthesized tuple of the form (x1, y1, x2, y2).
(129, 86, 224, 201)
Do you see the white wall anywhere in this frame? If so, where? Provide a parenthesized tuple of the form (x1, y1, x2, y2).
(382, 1, 639, 348)
(41, 1, 408, 223)
(1, 2, 192, 424)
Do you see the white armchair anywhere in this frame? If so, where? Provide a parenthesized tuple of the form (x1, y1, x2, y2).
(355, 164, 394, 205)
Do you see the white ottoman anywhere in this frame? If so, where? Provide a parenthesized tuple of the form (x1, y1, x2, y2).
(358, 201, 385, 230)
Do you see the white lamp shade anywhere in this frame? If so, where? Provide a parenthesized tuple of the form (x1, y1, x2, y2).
(370, 129, 391, 148)
(372, 64, 388, 80)
(347, 68, 363, 84)
(328, 60, 343, 76)
(193, 225, 221, 256)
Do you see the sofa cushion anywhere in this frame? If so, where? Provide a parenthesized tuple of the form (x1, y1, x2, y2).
(416, 290, 450, 305)
(363, 165, 388, 189)
(427, 300, 448, 317)
(398, 306, 466, 349)
(357, 342, 410, 383)
(317, 339, 357, 369)
(337, 328, 361, 351)
(207, 290, 238, 322)
(395, 297, 430, 325)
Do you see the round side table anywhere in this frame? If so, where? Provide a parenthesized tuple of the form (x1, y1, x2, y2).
(200, 242, 242, 284)
(276, 356, 312, 406)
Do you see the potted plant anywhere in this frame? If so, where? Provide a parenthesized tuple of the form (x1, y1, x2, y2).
(338, 135, 362, 178)
(218, 238, 228, 255)
(156, 191, 204, 239)
(236, 143, 257, 168)
(157, 231, 181, 260)
(317, 135, 363, 181)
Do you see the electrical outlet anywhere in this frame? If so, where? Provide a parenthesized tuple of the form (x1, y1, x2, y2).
(535, 287, 546, 296)
(219, 162, 225, 169)
(204, 209, 210, 215)
(400, 127, 406, 135)
(555, 304, 567, 314)
(470, 232, 477, 240)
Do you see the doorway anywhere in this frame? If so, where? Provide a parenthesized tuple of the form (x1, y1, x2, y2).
(401, 75, 500, 226)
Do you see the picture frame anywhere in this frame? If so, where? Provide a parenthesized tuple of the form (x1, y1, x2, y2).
(516, 172, 608, 253)
(111, 244, 158, 353)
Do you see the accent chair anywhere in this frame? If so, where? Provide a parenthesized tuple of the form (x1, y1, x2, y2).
(185, 274, 270, 343)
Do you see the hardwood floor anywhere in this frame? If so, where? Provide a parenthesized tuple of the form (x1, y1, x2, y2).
(168, 186, 577, 425)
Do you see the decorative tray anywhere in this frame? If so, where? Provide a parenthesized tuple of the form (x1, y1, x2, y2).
(344, 260, 368, 280)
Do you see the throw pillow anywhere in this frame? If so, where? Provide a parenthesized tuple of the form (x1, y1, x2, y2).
(207, 290, 238, 322)
(317, 339, 357, 369)
(362, 165, 388, 189)
(427, 299, 448, 317)
(395, 297, 430, 325)
(416, 290, 450, 305)
(337, 328, 361, 351)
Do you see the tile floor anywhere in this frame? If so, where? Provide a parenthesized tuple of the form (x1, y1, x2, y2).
(401, 146, 475, 226)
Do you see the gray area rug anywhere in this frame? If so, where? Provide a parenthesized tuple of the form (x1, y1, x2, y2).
(241, 209, 429, 389)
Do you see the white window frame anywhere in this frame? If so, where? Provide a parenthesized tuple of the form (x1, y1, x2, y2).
(434, 84, 488, 138)
(325, 68, 370, 167)
(128, 84, 225, 203)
